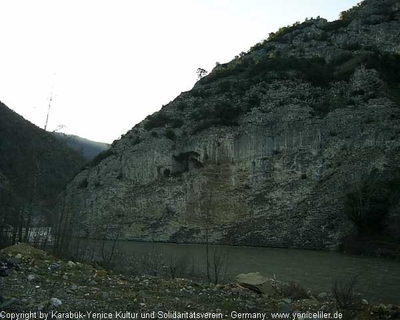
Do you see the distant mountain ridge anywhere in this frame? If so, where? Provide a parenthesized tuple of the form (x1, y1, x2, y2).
(53, 132, 110, 160)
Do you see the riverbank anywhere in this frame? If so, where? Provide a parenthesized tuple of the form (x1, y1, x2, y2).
(340, 233, 400, 259)
(0, 243, 399, 319)
(52, 238, 400, 305)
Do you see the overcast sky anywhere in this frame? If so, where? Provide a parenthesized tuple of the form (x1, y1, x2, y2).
(0, 0, 360, 143)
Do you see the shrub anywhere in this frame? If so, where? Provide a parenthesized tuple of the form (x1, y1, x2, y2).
(191, 89, 210, 98)
(214, 101, 242, 125)
(331, 52, 354, 66)
(321, 19, 351, 31)
(191, 108, 210, 121)
(249, 41, 266, 52)
(209, 63, 232, 80)
(246, 94, 261, 109)
(199, 59, 250, 85)
(332, 54, 368, 82)
(210, 248, 229, 284)
(230, 80, 250, 96)
(339, 3, 360, 21)
(191, 99, 202, 109)
(339, 10, 350, 21)
(167, 255, 190, 279)
(189, 99, 244, 135)
(163, 169, 170, 177)
(216, 80, 231, 93)
(300, 58, 334, 86)
(315, 32, 329, 41)
(267, 21, 303, 42)
(331, 52, 400, 84)
(344, 172, 400, 234)
(78, 178, 88, 189)
(341, 42, 362, 51)
(190, 120, 219, 135)
(165, 129, 176, 141)
(171, 118, 184, 128)
(249, 56, 334, 87)
(176, 101, 188, 111)
(332, 276, 360, 310)
(89, 149, 116, 167)
(364, 52, 400, 85)
(131, 136, 141, 146)
(281, 282, 309, 300)
(144, 113, 171, 131)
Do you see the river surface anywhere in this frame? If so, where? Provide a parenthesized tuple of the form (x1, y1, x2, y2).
(75, 240, 400, 305)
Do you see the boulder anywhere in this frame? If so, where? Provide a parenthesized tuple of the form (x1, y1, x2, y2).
(48, 263, 60, 271)
(49, 297, 62, 308)
(88, 280, 97, 286)
(27, 274, 36, 282)
(67, 261, 76, 268)
(235, 272, 276, 296)
(317, 292, 328, 300)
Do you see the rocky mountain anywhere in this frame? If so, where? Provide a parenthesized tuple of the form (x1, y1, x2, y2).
(53, 132, 110, 160)
(60, 0, 400, 254)
(0, 102, 85, 245)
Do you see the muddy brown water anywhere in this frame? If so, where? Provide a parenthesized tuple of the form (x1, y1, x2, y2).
(73, 240, 400, 305)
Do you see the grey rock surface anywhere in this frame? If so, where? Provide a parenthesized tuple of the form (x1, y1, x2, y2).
(59, 0, 400, 251)
(236, 272, 276, 295)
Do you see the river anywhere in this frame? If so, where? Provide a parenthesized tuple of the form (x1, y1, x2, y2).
(72, 239, 400, 305)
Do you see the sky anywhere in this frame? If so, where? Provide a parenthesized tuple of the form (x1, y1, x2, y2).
(0, 0, 361, 143)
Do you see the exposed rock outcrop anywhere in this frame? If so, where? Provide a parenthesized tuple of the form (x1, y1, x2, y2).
(235, 273, 276, 296)
(59, 0, 400, 251)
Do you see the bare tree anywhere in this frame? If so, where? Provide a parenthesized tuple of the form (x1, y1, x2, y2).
(345, 173, 380, 225)
(212, 248, 229, 284)
(21, 86, 55, 244)
(197, 164, 231, 284)
(332, 275, 361, 310)
(344, 170, 388, 233)
(0, 175, 19, 247)
(198, 190, 214, 282)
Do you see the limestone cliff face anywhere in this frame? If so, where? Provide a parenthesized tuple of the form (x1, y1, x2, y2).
(61, 0, 400, 250)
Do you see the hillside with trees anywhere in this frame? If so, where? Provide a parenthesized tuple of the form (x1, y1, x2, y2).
(53, 132, 110, 160)
(0, 101, 85, 247)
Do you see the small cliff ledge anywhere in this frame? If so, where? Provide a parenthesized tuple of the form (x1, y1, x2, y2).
(60, 0, 400, 251)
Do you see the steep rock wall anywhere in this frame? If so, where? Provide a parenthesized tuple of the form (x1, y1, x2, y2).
(60, 0, 400, 250)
